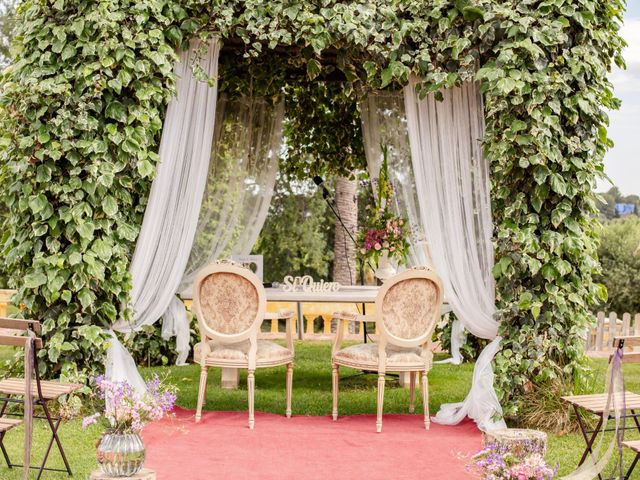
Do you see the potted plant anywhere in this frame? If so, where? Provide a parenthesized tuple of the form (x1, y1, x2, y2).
(83, 374, 176, 477)
(358, 146, 409, 280)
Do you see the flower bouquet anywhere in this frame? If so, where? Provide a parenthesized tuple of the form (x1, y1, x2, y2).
(358, 146, 409, 279)
(83, 375, 176, 476)
(469, 442, 557, 480)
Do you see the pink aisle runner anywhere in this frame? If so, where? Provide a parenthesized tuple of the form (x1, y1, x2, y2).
(143, 407, 482, 480)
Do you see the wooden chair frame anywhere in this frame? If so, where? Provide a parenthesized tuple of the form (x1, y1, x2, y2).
(0, 318, 80, 479)
(192, 262, 295, 428)
(331, 268, 444, 433)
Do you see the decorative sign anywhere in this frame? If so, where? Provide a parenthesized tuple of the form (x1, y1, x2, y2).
(231, 255, 263, 280)
(282, 275, 341, 293)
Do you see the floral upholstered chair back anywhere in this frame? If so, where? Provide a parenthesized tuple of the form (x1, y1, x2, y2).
(375, 268, 444, 348)
(192, 262, 266, 342)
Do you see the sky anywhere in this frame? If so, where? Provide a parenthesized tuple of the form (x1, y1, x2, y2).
(599, 2, 640, 195)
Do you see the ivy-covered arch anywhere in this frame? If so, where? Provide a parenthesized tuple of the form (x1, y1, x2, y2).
(0, 0, 626, 417)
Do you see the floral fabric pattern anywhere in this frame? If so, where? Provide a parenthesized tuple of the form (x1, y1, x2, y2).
(381, 278, 439, 339)
(194, 339, 291, 363)
(334, 343, 433, 368)
(198, 272, 259, 334)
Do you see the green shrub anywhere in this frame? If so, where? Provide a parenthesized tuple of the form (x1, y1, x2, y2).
(596, 217, 640, 314)
(118, 316, 199, 368)
(433, 315, 488, 362)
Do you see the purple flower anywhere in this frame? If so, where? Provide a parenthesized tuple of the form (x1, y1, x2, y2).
(84, 374, 176, 434)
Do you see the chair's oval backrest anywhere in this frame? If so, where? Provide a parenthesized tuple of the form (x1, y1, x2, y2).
(376, 268, 443, 345)
(193, 262, 265, 340)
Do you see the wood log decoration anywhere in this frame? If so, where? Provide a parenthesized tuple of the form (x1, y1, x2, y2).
(483, 428, 548, 457)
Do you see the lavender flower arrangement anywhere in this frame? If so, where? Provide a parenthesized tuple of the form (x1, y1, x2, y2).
(469, 441, 557, 480)
(83, 375, 176, 434)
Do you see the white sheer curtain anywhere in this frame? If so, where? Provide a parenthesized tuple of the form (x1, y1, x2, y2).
(403, 77, 505, 431)
(360, 93, 430, 267)
(106, 38, 221, 389)
(360, 92, 465, 366)
(179, 95, 284, 293)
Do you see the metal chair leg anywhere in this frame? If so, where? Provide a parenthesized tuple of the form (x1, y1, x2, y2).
(625, 452, 640, 479)
(0, 432, 12, 468)
(37, 401, 72, 479)
(573, 406, 604, 480)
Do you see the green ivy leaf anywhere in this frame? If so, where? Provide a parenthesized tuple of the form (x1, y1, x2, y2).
(78, 288, 94, 309)
(76, 222, 95, 240)
(137, 160, 154, 178)
(306, 59, 322, 80)
(105, 101, 127, 123)
(462, 6, 484, 21)
(102, 196, 118, 217)
(24, 272, 47, 289)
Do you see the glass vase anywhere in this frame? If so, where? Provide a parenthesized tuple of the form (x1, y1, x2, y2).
(97, 431, 145, 477)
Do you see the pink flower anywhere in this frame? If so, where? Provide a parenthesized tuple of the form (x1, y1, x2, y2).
(374, 242, 381, 250)
(82, 413, 100, 429)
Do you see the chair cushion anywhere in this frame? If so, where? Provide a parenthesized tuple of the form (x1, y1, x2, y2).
(333, 343, 432, 369)
(194, 339, 292, 365)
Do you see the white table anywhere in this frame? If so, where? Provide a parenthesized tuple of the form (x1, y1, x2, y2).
(265, 285, 451, 340)
(266, 286, 379, 340)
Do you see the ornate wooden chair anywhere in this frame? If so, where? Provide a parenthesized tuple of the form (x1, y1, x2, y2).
(192, 262, 294, 429)
(331, 267, 443, 433)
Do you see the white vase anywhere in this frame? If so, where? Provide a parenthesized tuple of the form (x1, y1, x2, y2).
(375, 250, 397, 281)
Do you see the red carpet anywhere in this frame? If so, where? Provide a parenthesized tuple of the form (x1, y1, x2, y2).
(142, 407, 481, 479)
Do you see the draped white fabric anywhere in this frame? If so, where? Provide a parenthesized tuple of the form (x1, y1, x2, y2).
(359, 93, 430, 267)
(107, 38, 221, 387)
(179, 95, 284, 293)
(403, 77, 505, 430)
(434, 316, 466, 366)
(360, 92, 465, 365)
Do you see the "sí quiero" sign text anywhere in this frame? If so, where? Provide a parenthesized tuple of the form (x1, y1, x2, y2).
(282, 275, 341, 293)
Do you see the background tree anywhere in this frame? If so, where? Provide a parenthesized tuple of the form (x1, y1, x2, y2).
(596, 216, 640, 314)
(0, 0, 14, 68)
(597, 186, 640, 220)
(253, 174, 334, 282)
(283, 82, 366, 285)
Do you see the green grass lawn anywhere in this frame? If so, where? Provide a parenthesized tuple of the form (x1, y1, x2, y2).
(0, 341, 637, 479)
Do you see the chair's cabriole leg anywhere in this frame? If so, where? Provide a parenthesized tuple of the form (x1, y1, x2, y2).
(286, 363, 293, 418)
(422, 371, 429, 430)
(248, 370, 255, 430)
(377, 373, 386, 433)
(409, 371, 416, 413)
(332, 364, 339, 421)
(196, 366, 209, 423)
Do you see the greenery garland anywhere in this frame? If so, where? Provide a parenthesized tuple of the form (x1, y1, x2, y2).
(0, 0, 626, 417)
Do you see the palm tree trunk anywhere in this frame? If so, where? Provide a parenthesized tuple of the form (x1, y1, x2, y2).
(332, 176, 358, 285)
